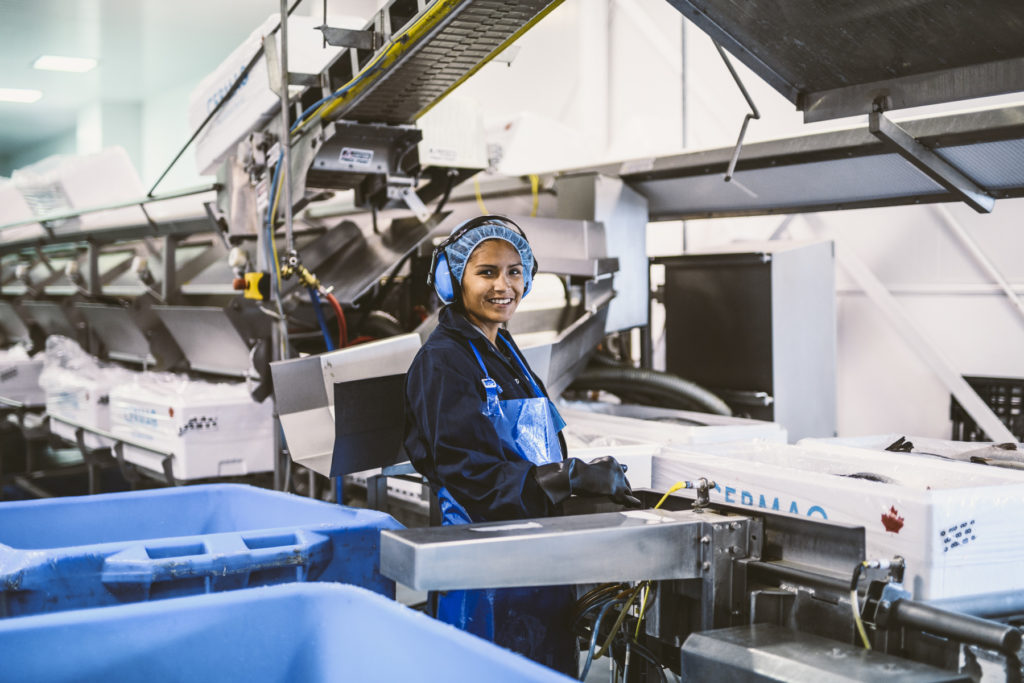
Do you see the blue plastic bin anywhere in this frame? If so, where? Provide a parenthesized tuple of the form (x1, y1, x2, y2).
(0, 583, 573, 682)
(0, 484, 402, 617)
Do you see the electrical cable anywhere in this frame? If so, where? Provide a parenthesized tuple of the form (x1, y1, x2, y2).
(432, 172, 456, 219)
(850, 561, 872, 649)
(308, 287, 335, 351)
(579, 597, 628, 681)
(529, 173, 540, 217)
(473, 176, 488, 214)
(147, 0, 306, 196)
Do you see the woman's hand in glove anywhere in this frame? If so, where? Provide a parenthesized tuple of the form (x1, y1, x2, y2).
(534, 455, 642, 508)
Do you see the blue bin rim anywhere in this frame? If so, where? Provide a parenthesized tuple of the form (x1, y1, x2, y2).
(0, 483, 339, 509)
(0, 583, 573, 681)
(0, 483, 402, 554)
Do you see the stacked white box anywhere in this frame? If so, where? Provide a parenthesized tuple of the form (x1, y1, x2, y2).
(559, 405, 788, 448)
(654, 440, 1024, 600)
(11, 148, 147, 231)
(110, 377, 274, 480)
(0, 179, 46, 243)
(0, 347, 44, 404)
(40, 336, 129, 448)
(188, 13, 346, 176)
(44, 370, 138, 450)
(798, 434, 1023, 460)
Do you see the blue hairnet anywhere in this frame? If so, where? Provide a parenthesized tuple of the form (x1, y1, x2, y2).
(446, 220, 535, 292)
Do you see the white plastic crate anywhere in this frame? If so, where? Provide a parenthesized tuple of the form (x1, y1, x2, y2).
(559, 404, 788, 448)
(798, 434, 1023, 461)
(40, 336, 137, 449)
(110, 377, 274, 480)
(0, 347, 44, 404)
(0, 179, 46, 243)
(654, 440, 1024, 600)
(45, 370, 139, 450)
(11, 148, 147, 231)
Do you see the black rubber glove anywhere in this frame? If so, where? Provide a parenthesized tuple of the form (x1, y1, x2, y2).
(534, 456, 642, 508)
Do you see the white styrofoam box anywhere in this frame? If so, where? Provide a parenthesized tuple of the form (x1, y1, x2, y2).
(560, 404, 788, 448)
(12, 148, 147, 231)
(799, 434, 1024, 461)
(654, 440, 1024, 600)
(0, 347, 44, 404)
(45, 367, 138, 450)
(188, 13, 349, 176)
(417, 96, 487, 169)
(110, 378, 274, 480)
(562, 421, 659, 490)
(0, 179, 46, 243)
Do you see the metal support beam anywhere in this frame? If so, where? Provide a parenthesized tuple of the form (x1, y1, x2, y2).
(796, 215, 1015, 443)
(86, 241, 101, 297)
(161, 235, 178, 303)
(869, 110, 994, 213)
(316, 26, 380, 50)
(933, 205, 1024, 328)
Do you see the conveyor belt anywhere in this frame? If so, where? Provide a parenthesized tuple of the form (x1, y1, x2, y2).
(334, 0, 560, 125)
(667, 0, 1024, 122)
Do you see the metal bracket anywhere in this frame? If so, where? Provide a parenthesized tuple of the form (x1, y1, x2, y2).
(868, 104, 994, 213)
(714, 42, 761, 195)
(316, 26, 381, 51)
(262, 34, 318, 94)
(393, 184, 431, 223)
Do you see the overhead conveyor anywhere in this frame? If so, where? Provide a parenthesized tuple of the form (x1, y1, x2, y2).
(317, 0, 564, 125)
(665, 0, 1024, 123)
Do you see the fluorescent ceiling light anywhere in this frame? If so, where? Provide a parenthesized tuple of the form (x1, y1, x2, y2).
(0, 88, 42, 103)
(33, 55, 97, 73)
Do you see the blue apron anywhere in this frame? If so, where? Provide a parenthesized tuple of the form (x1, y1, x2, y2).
(435, 336, 578, 676)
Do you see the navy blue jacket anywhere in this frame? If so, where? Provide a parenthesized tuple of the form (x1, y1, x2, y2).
(403, 306, 565, 522)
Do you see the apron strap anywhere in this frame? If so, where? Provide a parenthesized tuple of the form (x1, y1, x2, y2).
(500, 336, 545, 399)
(466, 340, 490, 377)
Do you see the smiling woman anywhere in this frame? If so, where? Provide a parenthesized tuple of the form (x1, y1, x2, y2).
(458, 238, 525, 342)
(403, 213, 639, 675)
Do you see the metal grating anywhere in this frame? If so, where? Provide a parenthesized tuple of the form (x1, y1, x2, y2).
(667, 0, 1024, 121)
(936, 139, 1024, 190)
(341, 0, 555, 124)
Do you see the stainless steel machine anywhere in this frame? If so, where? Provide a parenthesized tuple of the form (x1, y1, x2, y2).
(380, 481, 1024, 681)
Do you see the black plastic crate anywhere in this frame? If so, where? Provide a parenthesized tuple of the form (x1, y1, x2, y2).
(950, 375, 1024, 442)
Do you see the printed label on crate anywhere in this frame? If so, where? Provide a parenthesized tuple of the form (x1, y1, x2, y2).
(713, 482, 829, 519)
(939, 519, 977, 553)
(178, 415, 219, 437)
(113, 402, 171, 442)
(882, 505, 905, 533)
(339, 147, 373, 166)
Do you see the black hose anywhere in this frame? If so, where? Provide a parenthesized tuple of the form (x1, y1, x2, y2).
(360, 310, 405, 339)
(569, 366, 732, 416)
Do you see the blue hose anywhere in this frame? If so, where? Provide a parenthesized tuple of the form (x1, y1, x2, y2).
(308, 287, 335, 351)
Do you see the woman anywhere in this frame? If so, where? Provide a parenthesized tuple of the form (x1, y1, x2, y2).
(403, 214, 638, 675)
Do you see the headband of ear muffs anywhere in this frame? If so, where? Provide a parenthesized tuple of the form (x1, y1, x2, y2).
(428, 215, 538, 305)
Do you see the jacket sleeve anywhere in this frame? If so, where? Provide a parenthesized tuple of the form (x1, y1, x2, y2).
(406, 351, 555, 522)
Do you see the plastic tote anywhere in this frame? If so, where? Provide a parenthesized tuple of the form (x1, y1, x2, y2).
(0, 484, 402, 617)
(0, 582, 573, 682)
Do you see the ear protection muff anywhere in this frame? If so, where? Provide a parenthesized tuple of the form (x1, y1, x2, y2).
(427, 215, 538, 305)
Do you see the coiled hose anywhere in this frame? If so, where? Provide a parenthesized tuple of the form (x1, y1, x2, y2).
(568, 364, 732, 416)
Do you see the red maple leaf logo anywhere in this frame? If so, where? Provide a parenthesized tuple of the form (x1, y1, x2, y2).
(881, 506, 904, 533)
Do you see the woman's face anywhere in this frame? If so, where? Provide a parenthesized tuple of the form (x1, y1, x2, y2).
(460, 239, 525, 335)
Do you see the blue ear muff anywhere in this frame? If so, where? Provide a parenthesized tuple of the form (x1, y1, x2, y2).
(433, 252, 455, 304)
